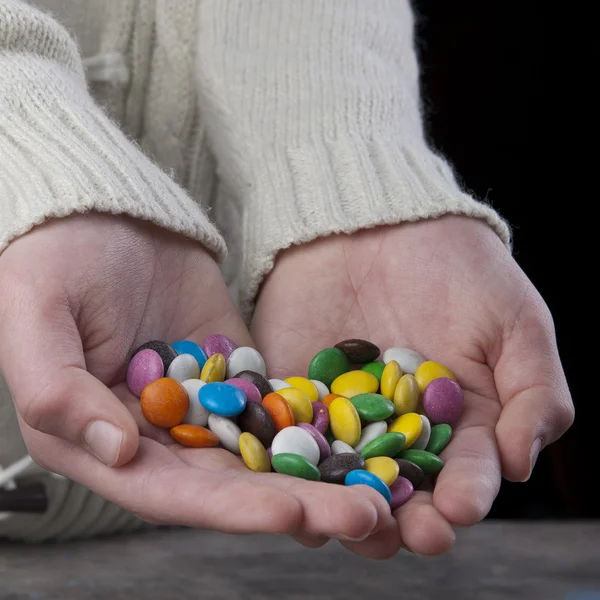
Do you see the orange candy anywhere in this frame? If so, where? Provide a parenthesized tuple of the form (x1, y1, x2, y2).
(140, 377, 189, 428)
(322, 393, 344, 408)
(170, 424, 219, 448)
(262, 392, 295, 431)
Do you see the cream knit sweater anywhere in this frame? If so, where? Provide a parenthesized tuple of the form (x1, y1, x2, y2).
(0, 0, 511, 541)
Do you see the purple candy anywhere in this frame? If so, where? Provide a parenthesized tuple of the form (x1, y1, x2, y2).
(202, 334, 238, 361)
(310, 401, 330, 435)
(267, 447, 273, 459)
(390, 476, 414, 510)
(225, 378, 262, 403)
(297, 422, 331, 463)
(422, 377, 464, 425)
(126, 349, 164, 397)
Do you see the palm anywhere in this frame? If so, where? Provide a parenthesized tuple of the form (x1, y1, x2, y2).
(252, 216, 570, 557)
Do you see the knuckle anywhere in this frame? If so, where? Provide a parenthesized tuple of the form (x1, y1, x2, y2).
(19, 378, 72, 434)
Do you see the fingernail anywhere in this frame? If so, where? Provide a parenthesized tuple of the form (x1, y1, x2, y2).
(334, 533, 371, 542)
(84, 421, 123, 467)
(524, 438, 543, 482)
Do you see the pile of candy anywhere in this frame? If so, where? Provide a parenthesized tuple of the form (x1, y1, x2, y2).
(126, 336, 463, 510)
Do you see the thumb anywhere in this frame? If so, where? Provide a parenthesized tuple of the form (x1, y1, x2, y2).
(0, 292, 139, 468)
(493, 300, 574, 482)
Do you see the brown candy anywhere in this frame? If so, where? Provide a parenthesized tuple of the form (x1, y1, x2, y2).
(334, 339, 380, 364)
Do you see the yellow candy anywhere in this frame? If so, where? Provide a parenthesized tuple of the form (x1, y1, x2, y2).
(329, 397, 362, 446)
(393, 374, 420, 416)
(331, 371, 378, 398)
(365, 457, 400, 487)
(277, 387, 314, 423)
(414, 360, 456, 394)
(381, 360, 403, 399)
(200, 353, 226, 383)
(284, 376, 319, 403)
(239, 432, 271, 473)
(388, 412, 423, 448)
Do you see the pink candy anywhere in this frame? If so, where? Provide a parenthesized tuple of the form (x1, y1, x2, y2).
(422, 377, 464, 425)
(202, 334, 238, 361)
(226, 378, 263, 403)
(126, 349, 164, 397)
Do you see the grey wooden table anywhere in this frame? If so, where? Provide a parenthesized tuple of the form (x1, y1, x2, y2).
(1, 521, 599, 600)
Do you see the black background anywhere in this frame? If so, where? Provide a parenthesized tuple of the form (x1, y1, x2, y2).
(413, 1, 593, 518)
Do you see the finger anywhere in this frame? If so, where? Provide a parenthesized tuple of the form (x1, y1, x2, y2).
(292, 534, 330, 549)
(339, 520, 403, 560)
(493, 302, 575, 482)
(0, 298, 139, 467)
(394, 491, 456, 556)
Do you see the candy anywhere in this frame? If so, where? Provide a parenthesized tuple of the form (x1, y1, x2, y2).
(202, 334, 237, 361)
(380, 360, 402, 400)
(271, 453, 321, 481)
(310, 380, 330, 401)
(262, 392, 295, 431)
(237, 402, 277, 448)
(422, 377, 464, 425)
(200, 353, 226, 383)
(319, 453, 365, 484)
(353, 421, 388, 454)
(308, 348, 350, 388)
(271, 426, 320, 466)
(345, 470, 392, 504)
(360, 432, 406, 460)
(226, 347, 267, 378)
(310, 401, 330, 435)
(411, 415, 432, 450)
(166, 353, 201, 382)
(387, 412, 423, 448)
(126, 349, 164, 397)
(132, 340, 177, 373)
(170, 424, 219, 448)
(395, 459, 425, 489)
(225, 378, 263, 403)
(398, 449, 444, 475)
(425, 424, 453, 455)
(237, 370, 274, 398)
(389, 476, 414, 509)
(393, 374, 420, 416)
(284, 376, 319, 403)
(382, 347, 426, 375)
(199, 382, 247, 417)
(140, 378, 189, 428)
(207, 414, 242, 454)
(334, 339, 380, 364)
(277, 387, 313, 423)
(331, 440, 357, 455)
(330, 370, 378, 398)
(361, 361, 385, 381)
(170, 340, 208, 370)
(349, 393, 395, 422)
(268, 378, 289, 392)
(365, 456, 400, 486)
(329, 397, 361, 446)
(239, 432, 271, 472)
(181, 379, 209, 426)
(414, 361, 456, 394)
(322, 393, 344, 407)
(297, 422, 331, 463)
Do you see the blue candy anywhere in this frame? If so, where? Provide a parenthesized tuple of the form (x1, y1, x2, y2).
(344, 469, 392, 504)
(171, 340, 208, 370)
(199, 382, 247, 417)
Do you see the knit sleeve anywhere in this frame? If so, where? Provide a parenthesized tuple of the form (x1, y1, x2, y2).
(195, 0, 511, 317)
(0, 0, 226, 260)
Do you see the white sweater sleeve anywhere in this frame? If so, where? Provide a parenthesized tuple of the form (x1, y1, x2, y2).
(0, 0, 226, 260)
(195, 0, 511, 317)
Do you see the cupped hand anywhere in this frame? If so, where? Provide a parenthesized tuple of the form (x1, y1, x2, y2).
(0, 214, 392, 541)
(251, 215, 574, 558)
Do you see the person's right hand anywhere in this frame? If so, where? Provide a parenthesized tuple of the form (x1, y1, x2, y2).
(0, 213, 393, 541)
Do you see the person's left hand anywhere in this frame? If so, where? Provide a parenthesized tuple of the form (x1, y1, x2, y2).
(251, 215, 574, 559)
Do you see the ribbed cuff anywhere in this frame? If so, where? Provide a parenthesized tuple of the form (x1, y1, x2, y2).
(0, 55, 226, 261)
(238, 133, 512, 318)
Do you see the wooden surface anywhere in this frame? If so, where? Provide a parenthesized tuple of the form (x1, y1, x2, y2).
(1, 521, 599, 600)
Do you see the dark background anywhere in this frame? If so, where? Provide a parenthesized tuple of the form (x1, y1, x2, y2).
(413, 1, 593, 518)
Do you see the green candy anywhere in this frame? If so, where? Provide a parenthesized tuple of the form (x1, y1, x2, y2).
(349, 393, 395, 422)
(271, 453, 321, 481)
(425, 424, 453, 455)
(398, 449, 444, 475)
(361, 432, 406, 460)
(308, 348, 350, 388)
(361, 361, 385, 382)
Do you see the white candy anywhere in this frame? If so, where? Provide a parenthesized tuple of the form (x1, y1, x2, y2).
(166, 353, 201, 382)
(331, 440, 357, 455)
(226, 347, 267, 378)
(269, 378, 289, 392)
(353, 421, 388, 454)
(271, 426, 320, 466)
(208, 414, 242, 454)
(410, 415, 432, 450)
(310, 379, 330, 401)
(181, 379, 209, 426)
(382, 347, 426, 375)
